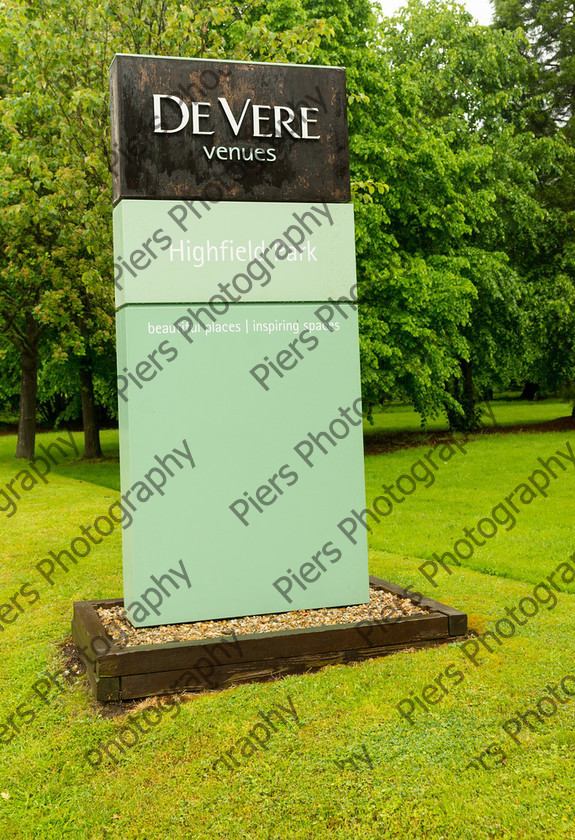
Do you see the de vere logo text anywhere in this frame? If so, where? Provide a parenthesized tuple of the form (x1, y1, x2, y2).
(153, 94, 321, 163)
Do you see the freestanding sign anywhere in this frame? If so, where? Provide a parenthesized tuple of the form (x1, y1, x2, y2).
(110, 54, 369, 627)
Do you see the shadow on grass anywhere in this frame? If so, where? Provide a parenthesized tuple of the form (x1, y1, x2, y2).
(364, 414, 575, 455)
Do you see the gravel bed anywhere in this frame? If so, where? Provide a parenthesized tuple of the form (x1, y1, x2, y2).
(96, 587, 429, 648)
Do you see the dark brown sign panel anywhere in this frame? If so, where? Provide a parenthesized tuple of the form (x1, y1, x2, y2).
(109, 54, 350, 204)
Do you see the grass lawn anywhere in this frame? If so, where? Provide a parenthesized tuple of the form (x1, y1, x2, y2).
(0, 402, 574, 840)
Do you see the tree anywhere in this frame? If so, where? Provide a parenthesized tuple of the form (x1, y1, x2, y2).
(494, 0, 575, 409)
(494, 0, 575, 139)
(339, 0, 573, 427)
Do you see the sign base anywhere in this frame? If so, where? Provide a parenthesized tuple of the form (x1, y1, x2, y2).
(71, 577, 467, 702)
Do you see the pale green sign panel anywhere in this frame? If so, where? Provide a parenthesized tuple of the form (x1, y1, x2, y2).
(115, 201, 369, 625)
(113, 201, 356, 307)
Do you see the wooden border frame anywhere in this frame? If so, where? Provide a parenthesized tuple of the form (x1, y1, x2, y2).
(72, 576, 467, 701)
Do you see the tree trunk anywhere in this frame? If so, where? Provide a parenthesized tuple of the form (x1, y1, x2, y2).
(444, 359, 479, 432)
(79, 360, 103, 459)
(519, 380, 539, 400)
(15, 313, 39, 460)
(460, 357, 475, 422)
